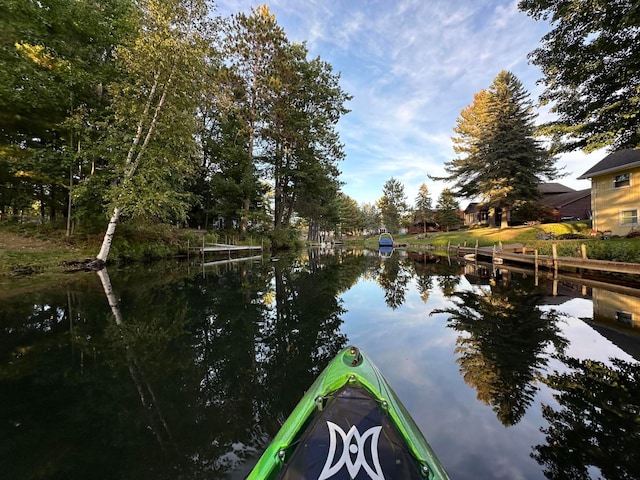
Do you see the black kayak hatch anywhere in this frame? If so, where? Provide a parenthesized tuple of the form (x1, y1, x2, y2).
(276, 384, 427, 480)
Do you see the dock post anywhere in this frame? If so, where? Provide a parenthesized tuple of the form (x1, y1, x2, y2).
(202, 234, 205, 263)
(552, 243, 558, 276)
(475, 239, 478, 257)
(581, 244, 587, 259)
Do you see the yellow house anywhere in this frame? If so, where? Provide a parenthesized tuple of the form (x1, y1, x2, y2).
(578, 149, 640, 236)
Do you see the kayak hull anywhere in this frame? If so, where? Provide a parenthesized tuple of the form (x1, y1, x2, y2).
(247, 346, 450, 479)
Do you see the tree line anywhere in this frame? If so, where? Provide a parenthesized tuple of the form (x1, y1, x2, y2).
(1, 0, 638, 258)
(0, 0, 352, 261)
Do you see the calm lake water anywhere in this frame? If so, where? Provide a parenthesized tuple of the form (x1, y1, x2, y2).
(1, 248, 639, 480)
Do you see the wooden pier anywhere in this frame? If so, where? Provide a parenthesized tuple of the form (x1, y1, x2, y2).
(202, 254, 263, 268)
(200, 243, 262, 254)
(187, 237, 263, 264)
(452, 243, 640, 276)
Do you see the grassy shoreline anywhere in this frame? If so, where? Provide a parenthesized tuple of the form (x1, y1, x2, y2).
(2, 220, 640, 278)
(359, 221, 640, 263)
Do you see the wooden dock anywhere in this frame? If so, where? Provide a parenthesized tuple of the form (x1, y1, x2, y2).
(202, 254, 262, 267)
(187, 238, 263, 265)
(200, 243, 262, 254)
(453, 243, 640, 276)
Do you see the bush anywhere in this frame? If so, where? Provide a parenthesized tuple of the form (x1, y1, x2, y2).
(268, 227, 302, 250)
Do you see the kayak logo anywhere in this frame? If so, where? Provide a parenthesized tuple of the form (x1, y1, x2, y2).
(319, 422, 384, 480)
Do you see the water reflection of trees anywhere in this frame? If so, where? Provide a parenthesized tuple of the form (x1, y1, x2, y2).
(0, 251, 368, 479)
(376, 251, 412, 309)
(432, 280, 568, 426)
(533, 356, 640, 479)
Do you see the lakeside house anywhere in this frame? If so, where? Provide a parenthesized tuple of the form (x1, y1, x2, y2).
(538, 186, 591, 221)
(578, 149, 640, 236)
(463, 182, 591, 227)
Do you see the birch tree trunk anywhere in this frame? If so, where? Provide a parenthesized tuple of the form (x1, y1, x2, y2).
(96, 207, 121, 263)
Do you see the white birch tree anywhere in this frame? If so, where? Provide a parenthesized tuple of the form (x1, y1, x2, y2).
(94, 0, 215, 265)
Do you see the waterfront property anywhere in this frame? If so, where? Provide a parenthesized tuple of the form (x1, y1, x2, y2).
(579, 149, 640, 236)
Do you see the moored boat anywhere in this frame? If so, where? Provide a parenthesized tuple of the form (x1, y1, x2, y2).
(247, 346, 450, 479)
(378, 233, 394, 247)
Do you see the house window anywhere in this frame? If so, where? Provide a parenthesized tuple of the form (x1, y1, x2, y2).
(616, 310, 633, 326)
(620, 209, 638, 226)
(613, 172, 631, 188)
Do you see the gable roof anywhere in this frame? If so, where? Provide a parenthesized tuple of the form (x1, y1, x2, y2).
(539, 189, 590, 208)
(538, 182, 575, 194)
(578, 149, 640, 179)
(464, 202, 480, 213)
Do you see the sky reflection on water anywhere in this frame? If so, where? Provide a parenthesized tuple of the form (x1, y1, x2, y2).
(1, 249, 638, 480)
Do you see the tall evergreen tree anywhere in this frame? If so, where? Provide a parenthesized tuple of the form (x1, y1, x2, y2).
(519, 0, 640, 152)
(377, 177, 407, 234)
(224, 7, 349, 245)
(222, 6, 287, 235)
(435, 188, 460, 232)
(435, 71, 559, 228)
(414, 182, 434, 232)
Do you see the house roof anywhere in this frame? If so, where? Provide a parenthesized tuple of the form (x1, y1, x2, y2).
(464, 202, 480, 213)
(538, 182, 575, 194)
(539, 188, 590, 208)
(578, 148, 640, 179)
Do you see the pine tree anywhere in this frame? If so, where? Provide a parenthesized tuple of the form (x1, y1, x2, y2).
(377, 178, 408, 234)
(435, 71, 559, 229)
(414, 183, 434, 233)
(435, 189, 460, 232)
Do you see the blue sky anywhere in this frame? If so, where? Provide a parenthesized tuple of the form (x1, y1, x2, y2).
(216, 0, 602, 208)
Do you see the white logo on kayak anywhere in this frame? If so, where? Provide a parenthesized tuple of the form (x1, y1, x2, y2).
(318, 422, 384, 480)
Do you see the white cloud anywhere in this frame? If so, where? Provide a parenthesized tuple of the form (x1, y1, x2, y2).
(215, 1, 585, 206)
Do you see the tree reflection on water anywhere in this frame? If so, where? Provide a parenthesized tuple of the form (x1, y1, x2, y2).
(0, 252, 363, 479)
(432, 278, 569, 426)
(1, 250, 639, 479)
(533, 356, 640, 479)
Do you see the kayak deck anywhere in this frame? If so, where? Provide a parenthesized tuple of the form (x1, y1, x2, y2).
(247, 346, 450, 479)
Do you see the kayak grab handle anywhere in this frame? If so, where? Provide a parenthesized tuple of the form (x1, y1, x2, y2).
(348, 346, 362, 366)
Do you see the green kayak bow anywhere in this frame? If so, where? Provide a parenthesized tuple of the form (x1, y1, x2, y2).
(247, 345, 450, 479)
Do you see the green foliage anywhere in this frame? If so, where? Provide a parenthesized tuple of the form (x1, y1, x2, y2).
(223, 6, 350, 234)
(519, 0, 640, 152)
(1, 0, 350, 252)
(339, 194, 364, 235)
(414, 183, 434, 226)
(268, 226, 303, 250)
(377, 177, 408, 234)
(435, 188, 460, 231)
(0, 0, 135, 221)
(437, 71, 559, 226)
(511, 201, 556, 224)
(360, 202, 381, 234)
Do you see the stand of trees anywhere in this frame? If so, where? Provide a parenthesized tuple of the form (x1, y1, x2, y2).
(0, 1, 351, 260)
